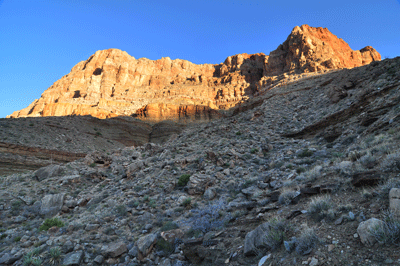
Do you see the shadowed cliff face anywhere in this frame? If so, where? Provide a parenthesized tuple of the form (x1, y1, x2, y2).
(8, 25, 380, 122)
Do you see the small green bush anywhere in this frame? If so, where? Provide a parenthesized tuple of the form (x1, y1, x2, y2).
(250, 148, 258, 154)
(177, 174, 191, 187)
(298, 148, 314, 158)
(49, 247, 61, 260)
(14, 236, 21, 242)
(160, 221, 179, 232)
(39, 218, 64, 231)
(182, 198, 192, 207)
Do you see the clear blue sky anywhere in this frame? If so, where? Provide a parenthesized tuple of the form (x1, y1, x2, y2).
(1, 0, 399, 118)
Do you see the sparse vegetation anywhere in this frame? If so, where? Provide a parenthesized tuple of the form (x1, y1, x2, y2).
(177, 174, 191, 187)
(39, 218, 64, 231)
(298, 148, 313, 158)
(369, 211, 400, 246)
(307, 196, 333, 221)
(264, 218, 291, 250)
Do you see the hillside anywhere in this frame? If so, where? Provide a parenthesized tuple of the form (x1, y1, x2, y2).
(0, 52, 399, 266)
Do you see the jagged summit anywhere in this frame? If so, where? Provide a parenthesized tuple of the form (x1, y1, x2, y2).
(8, 25, 380, 121)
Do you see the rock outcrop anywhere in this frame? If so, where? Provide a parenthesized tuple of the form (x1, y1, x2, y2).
(265, 25, 381, 75)
(8, 25, 380, 121)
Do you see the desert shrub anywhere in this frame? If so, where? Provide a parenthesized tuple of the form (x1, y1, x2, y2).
(307, 196, 333, 221)
(177, 174, 191, 187)
(11, 200, 23, 215)
(182, 199, 231, 234)
(278, 190, 300, 205)
(160, 221, 179, 232)
(14, 236, 21, 242)
(23, 248, 42, 266)
(348, 150, 363, 162)
(378, 178, 400, 199)
(241, 179, 257, 189)
(116, 204, 127, 216)
(250, 148, 258, 154)
(181, 198, 192, 208)
(295, 228, 319, 255)
(49, 247, 61, 264)
(264, 218, 291, 250)
(39, 218, 64, 231)
(381, 152, 400, 172)
(359, 153, 377, 168)
(298, 148, 313, 158)
(369, 211, 400, 245)
(298, 165, 323, 182)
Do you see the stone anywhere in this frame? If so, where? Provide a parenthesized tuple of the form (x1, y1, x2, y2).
(309, 257, 319, 266)
(203, 187, 217, 200)
(63, 251, 84, 266)
(351, 171, 381, 187)
(93, 255, 104, 264)
(158, 258, 172, 266)
(34, 164, 64, 181)
(187, 174, 216, 195)
(102, 242, 127, 258)
(136, 233, 157, 259)
(128, 246, 138, 258)
(244, 222, 271, 256)
(389, 188, 400, 217)
(357, 218, 385, 246)
(40, 193, 65, 216)
(258, 254, 271, 266)
(0, 252, 23, 265)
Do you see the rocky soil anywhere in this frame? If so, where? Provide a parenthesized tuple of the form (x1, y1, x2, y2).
(0, 56, 399, 266)
(0, 116, 184, 176)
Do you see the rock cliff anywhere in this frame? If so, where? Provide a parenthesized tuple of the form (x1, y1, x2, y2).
(8, 25, 380, 121)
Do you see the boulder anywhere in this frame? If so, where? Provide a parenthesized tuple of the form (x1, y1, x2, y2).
(102, 242, 127, 258)
(34, 164, 64, 181)
(389, 188, 400, 217)
(187, 174, 216, 195)
(40, 193, 65, 216)
(136, 233, 157, 259)
(357, 218, 385, 246)
(244, 222, 271, 256)
(63, 251, 84, 266)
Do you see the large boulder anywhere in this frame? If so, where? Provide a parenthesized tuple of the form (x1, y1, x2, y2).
(136, 233, 157, 260)
(63, 251, 84, 266)
(34, 164, 64, 181)
(101, 242, 127, 258)
(244, 222, 271, 256)
(187, 174, 216, 195)
(40, 193, 65, 216)
(357, 218, 385, 246)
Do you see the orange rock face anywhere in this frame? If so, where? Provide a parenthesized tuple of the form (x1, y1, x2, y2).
(265, 25, 381, 75)
(8, 25, 380, 121)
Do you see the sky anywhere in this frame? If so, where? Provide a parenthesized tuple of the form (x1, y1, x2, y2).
(1, 0, 399, 118)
